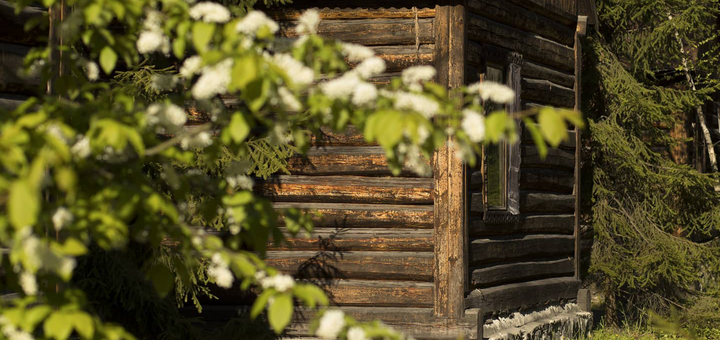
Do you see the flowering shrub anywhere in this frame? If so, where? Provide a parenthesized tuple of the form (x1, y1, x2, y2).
(0, 0, 582, 339)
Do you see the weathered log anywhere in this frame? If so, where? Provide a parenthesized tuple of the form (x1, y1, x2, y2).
(347, 45, 434, 73)
(256, 175, 433, 204)
(0, 43, 40, 94)
(467, 13, 575, 72)
(465, 277, 580, 311)
(521, 78, 575, 108)
(309, 126, 374, 146)
(267, 6, 436, 20)
(470, 234, 575, 264)
(470, 257, 575, 287)
(273, 202, 434, 228)
(519, 168, 574, 193)
(279, 18, 434, 46)
(469, 192, 484, 213)
(469, 214, 575, 236)
(521, 145, 575, 170)
(368, 72, 401, 85)
(0, 93, 28, 111)
(467, 0, 575, 46)
(504, 0, 578, 27)
(265, 251, 433, 281)
(523, 60, 575, 88)
(0, 1, 46, 46)
(521, 124, 577, 149)
(286, 146, 431, 177)
(270, 228, 433, 251)
(520, 191, 574, 213)
(323, 280, 434, 307)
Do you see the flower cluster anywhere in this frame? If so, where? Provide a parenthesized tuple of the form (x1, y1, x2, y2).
(207, 253, 234, 289)
(271, 53, 315, 86)
(180, 131, 213, 150)
(52, 207, 73, 231)
(0, 317, 33, 340)
(467, 81, 515, 104)
(393, 92, 439, 119)
(192, 59, 233, 99)
(147, 103, 188, 132)
(189, 2, 231, 23)
(317, 310, 346, 339)
(461, 109, 486, 142)
(255, 272, 295, 292)
(180, 56, 203, 78)
(402, 65, 436, 92)
(137, 10, 170, 54)
(236, 11, 279, 36)
(71, 136, 91, 159)
(296, 9, 320, 35)
(342, 43, 375, 62)
(351, 57, 386, 79)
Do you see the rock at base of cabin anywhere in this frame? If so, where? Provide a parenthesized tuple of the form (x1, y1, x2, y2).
(483, 303, 592, 340)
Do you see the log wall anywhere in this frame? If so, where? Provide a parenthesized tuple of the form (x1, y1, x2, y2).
(465, 0, 580, 315)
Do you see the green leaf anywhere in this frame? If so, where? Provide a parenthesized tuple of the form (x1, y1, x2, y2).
(484, 111, 508, 143)
(70, 312, 94, 339)
(22, 305, 52, 332)
(230, 56, 258, 91)
(523, 118, 548, 159)
(268, 294, 293, 334)
(147, 263, 174, 297)
(228, 112, 250, 143)
(57, 238, 88, 256)
(99, 47, 118, 75)
(8, 180, 39, 229)
(192, 22, 215, 53)
(44, 312, 73, 340)
(250, 290, 274, 319)
(83, 4, 102, 25)
(173, 38, 186, 59)
(538, 107, 568, 147)
(244, 78, 270, 112)
(364, 110, 404, 149)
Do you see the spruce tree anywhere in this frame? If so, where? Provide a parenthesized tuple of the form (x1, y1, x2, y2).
(584, 0, 720, 325)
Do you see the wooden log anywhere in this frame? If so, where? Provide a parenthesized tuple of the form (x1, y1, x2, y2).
(470, 234, 575, 264)
(0, 43, 40, 94)
(520, 191, 574, 213)
(465, 277, 580, 311)
(368, 72, 401, 85)
(521, 145, 575, 170)
(0, 93, 28, 111)
(470, 257, 575, 287)
(286, 146, 431, 177)
(467, 13, 575, 72)
(521, 78, 575, 108)
(265, 251, 433, 281)
(523, 60, 575, 88)
(0, 1, 46, 46)
(469, 192, 484, 213)
(521, 124, 577, 149)
(309, 126, 374, 146)
(279, 18, 434, 46)
(467, 0, 575, 46)
(267, 6, 436, 20)
(273, 202, 434, 228)
(256, 175, 433, 204)
(348, 45, 434, 73)
(504, 0, 578, 27)
(325, 280, 434, 307)
(270, 228, 433, 251)
(469, 214, 575, 236)
(519, 168, 574, 193)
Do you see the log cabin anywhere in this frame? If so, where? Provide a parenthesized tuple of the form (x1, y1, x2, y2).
(0, 0, 599, 338)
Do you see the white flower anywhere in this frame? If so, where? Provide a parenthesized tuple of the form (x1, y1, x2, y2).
(321, 73, 361, 100)
(84, 61, 99, 81)
(192, 59, 233, 99)
(347, 327, 367, 340)
(351, 82, 377, 106)
(137, 30, 170, 54)
(181, 131, 213, 149)
(254, 270, 266, 281)
(151, 74, 178, 92)
(278, 87, 302, 111)
(461, 109, 486, 142)
(147, 103, 187, 131)
(417, 125, 430, 143)
(52, 207, 73, 231)
(316, 310, 345, 339)
(46, 124, 67, 144)
(0, 317, 34, 340)
(58, 257, 76, 279)
(236, 11, 279, 36)
(71, 136, 91, 159)
(467, 81, 515, 104)
(189, 2, 231, 23)
(208, 265, 234, 288)
(393, 92, 439, 119)
(180, 56, 203, 78)
(144, 10, 163, 31)
(352, 57, 386, 79)
(226, 175, 254, 190)
(296, 9, 320, 35)
(260, 274, 295, 292)
(341, 43, 374, 62)
(163, 104, 187, 127)
(402, 65, 436, 91)
(272, 53, 314, 86)
(19, 272, 37, 295)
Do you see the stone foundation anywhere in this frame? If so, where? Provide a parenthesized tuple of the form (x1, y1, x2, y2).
(483, 303, 593, 340)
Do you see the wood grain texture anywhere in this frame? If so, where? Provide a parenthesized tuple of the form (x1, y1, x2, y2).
(470, 257, 575, 287)
(433, 0, 466, 320)
(470, 234, 575, 264)
(273, 202, 434, 228)
(325, 280, 434, 307)
(467, 0, 575, 46)
(469, 214, 575, 236)
(465, 277, 580, 311)
(467, 13, 575, 72)
(267, 6, 436, 20)
(286, 146, 431, 177)
(350, 45, 434, 72)
(523, 60, 575, 88)
(309, 126, 374, 146)
(521, 145, 575, 170)
(270, 228, 433, 251)
(0, 1, 46, 45)
(521, 78, 575, 108)
(265, 251, 434, 281)
(279, 18, 434, 45)
(519, 168, 574, 193)
(504, 0, 578, 27)
(256, 175, 433, 204)
(520, 191, 574, 213)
